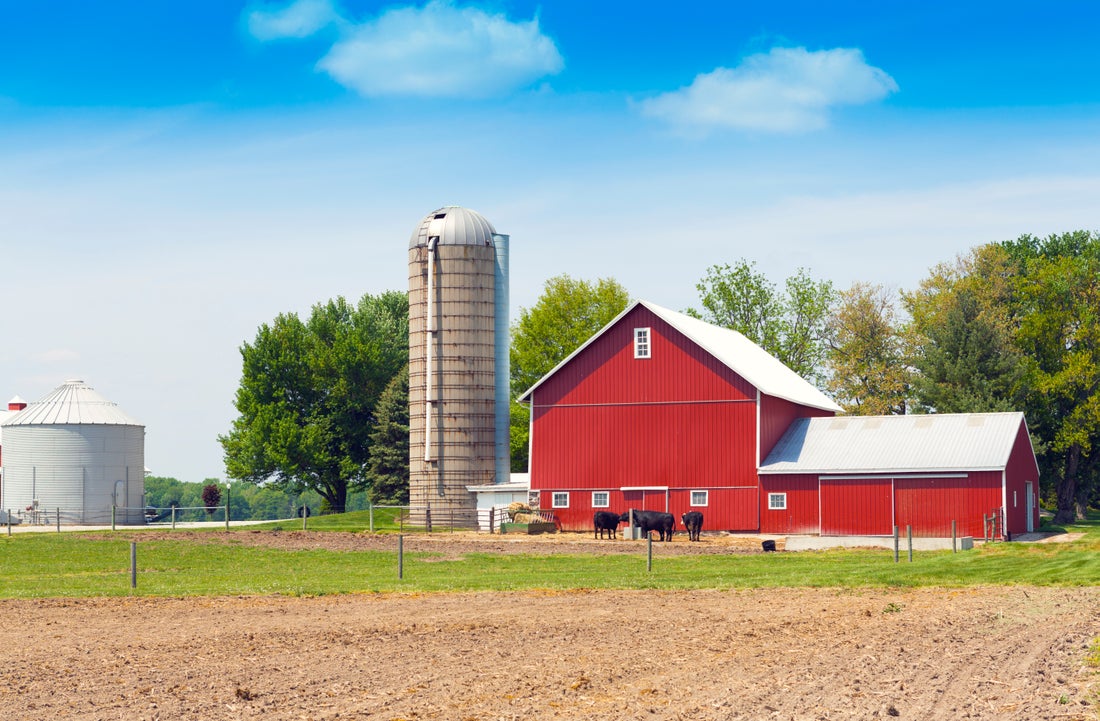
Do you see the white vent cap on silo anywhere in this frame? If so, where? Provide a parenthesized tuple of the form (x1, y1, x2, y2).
(409, 206, 497, 249)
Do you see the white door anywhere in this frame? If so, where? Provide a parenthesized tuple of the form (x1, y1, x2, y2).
(1025, 482, 1035, 533)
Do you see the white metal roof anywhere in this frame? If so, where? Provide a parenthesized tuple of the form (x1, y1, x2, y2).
(759, 412, 1028, 474)
(0, 379, 143, 427)
(408, 206, 497, 249)
(519, 299, 841, 412)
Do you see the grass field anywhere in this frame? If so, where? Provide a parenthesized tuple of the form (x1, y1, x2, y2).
(1, 511, 1097, 598)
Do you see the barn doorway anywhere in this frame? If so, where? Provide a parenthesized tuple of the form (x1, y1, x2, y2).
(820, 477, 893, 536)
(621, 487, 669, 513)
(1025, 482, 1035, 533)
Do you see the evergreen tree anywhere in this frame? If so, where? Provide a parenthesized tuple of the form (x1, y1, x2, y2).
(366, 364, 410, 505)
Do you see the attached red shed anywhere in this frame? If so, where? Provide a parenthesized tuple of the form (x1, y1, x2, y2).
(518, 300, 840, 532)
(759, 413, 1040, 540)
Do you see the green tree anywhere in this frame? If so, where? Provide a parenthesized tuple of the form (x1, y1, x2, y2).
(905, 232, 1100, 522)
(366, 364, 410, 505)
(1006, 232, 1100, 522)
(690, 260, 835, 381)
(823, 282, 910, 415)
(219, 291, 409, 513)
(510, 275, 630, 471)
(906, 286, 1024, 413)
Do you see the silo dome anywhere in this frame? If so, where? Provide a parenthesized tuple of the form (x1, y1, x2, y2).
(0, 379, 145, 525)
(409, 206, 497, 248)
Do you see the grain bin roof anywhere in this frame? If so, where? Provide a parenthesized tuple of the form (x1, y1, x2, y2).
(409, 206, 497, 249)
(759, 412, 1028, 474)
(0, 379, 143, 427)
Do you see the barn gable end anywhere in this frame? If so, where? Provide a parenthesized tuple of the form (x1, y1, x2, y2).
(522, 300, 839, 533)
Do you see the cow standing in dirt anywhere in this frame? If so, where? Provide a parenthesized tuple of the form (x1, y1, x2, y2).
(593, 511, 622, 539)
(619, 509, 675, 541)
(681, 511, 704, 541)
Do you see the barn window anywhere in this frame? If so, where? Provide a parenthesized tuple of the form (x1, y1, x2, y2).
(592, 491, 609, 508)
(690, 490, 708, 507)
(634, 327, 651, 358)
(552, 492, 570, 508)
(768, 493, 787, 510)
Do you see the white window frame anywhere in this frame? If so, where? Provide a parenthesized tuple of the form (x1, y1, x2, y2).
(690, 490, 708, 507)
(768, 493, 787, 510)
(592, 491, 609, 508)
(634, 327, 651, 359)
(551, 492, 570, 509)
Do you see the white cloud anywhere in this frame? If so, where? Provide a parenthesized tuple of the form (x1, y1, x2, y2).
(317, 1, 563, 98)
(640, 47, 898, 134)
(33, 349, 81, 364)
(246, 0, 341, 41)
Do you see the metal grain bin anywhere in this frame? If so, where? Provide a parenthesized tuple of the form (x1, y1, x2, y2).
(0, 380, 145, 525)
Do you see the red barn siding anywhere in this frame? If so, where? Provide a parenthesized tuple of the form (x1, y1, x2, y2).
(1003, 422, 1041, 537)
(894, 475, 1001, 538)
(760, 474, 820, 534)
(820, 478, 893, 535)
(532, 401, 756, 489)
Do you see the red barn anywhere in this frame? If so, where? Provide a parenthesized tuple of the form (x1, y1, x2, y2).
(519, 300, 1040, 540)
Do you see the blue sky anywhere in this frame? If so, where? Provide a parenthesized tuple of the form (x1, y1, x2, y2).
(2, 1, 1098, 485)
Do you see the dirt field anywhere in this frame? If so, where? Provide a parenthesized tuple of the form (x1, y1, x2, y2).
(1, 531, 1097, 720)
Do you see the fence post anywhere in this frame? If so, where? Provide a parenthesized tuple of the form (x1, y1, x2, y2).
(7, 509, 11, 536)
(907, 525, 913, 562)
(224, 504, 229, 531)
(893, 525, 899, 563)
(369, 502, 374, 533)
(302, 506, 308, 530)
(398, 534, 404, 579)
(171, 506, 177, 529)
(56, 507, 61, 533)
(489, 507, 495, 535)
(130, 542, 137, 590)
(647, 536, 653, 572)
(952, 520, 957, 553)
(112, 505, 116, 531)
(425, 507, 432, 534)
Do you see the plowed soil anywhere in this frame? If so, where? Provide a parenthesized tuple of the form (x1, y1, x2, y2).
(2, 530, 1097, 720)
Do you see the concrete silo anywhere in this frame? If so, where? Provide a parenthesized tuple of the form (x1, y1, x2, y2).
(408, 206, 509, 528)
(0, 379, 145, 525)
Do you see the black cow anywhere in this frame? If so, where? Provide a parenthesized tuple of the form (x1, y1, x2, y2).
(619, 509, 675, 542)
(681, 511, 704, 541)
(593, 510, 622, 539)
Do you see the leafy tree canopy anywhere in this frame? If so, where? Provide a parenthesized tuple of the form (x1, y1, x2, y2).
(823, 282, 910, 415)
(219, 291, 409, 512)
(689, 260, 835, 382)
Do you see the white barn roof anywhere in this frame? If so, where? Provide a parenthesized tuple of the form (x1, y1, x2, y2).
(519, 299, 841, 413)
(0, 379, 143, 427)
(759, 412, 1028, 474)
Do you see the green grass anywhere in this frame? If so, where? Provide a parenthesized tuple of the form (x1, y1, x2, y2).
(1, 513, 1097, 598)
(243, 507, 414, 532)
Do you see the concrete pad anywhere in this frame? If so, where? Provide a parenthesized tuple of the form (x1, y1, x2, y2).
(784, 535, 974, 551)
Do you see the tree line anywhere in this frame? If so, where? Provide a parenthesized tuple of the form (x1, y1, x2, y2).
(142, 476, 377, 521)
(216, 230, 1099, 525)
